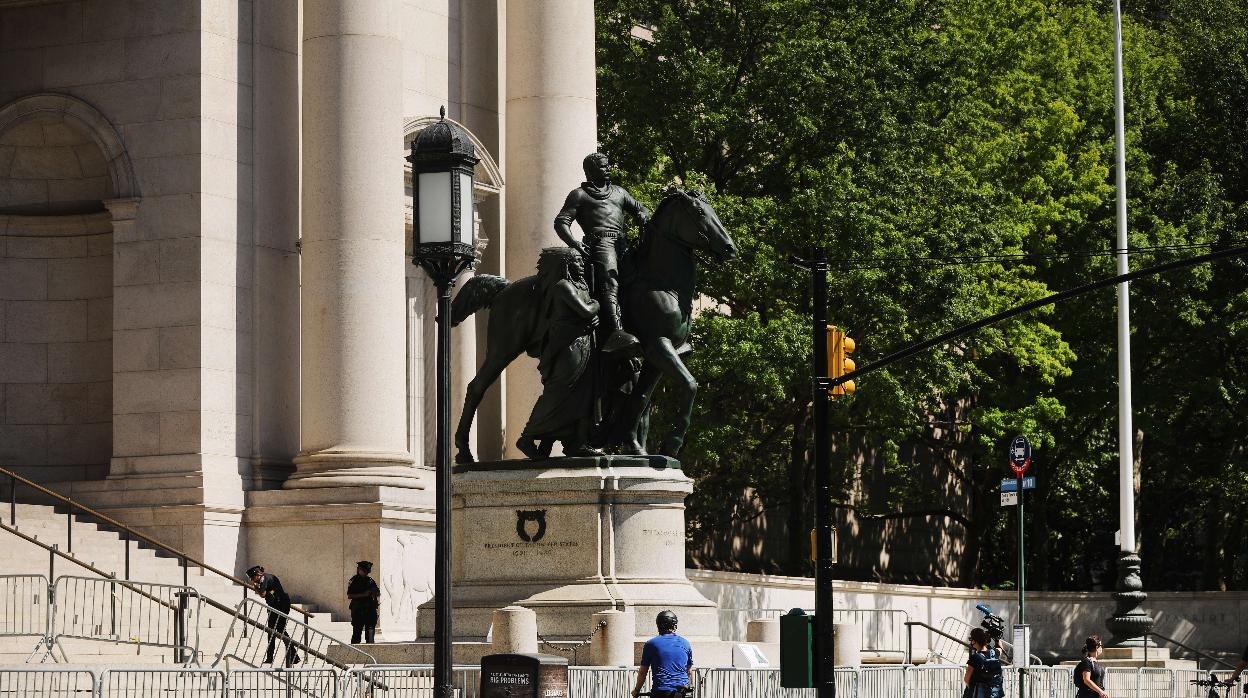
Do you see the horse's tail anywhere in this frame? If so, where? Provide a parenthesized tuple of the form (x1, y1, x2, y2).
(451, 274, 510, 326)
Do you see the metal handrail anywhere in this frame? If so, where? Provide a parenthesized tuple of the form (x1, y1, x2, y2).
(1147, 631, 1238, 669)
(0, 465, 312, 622)
(904, 620, 1043, 666)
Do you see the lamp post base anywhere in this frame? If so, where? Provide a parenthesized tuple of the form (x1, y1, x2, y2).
(1106, 551, 1155, 647)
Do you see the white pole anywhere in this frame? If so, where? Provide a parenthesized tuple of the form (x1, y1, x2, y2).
(1113, 0, 1135, 554)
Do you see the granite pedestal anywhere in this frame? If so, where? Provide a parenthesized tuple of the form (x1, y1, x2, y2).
(415, 455, 719, 642)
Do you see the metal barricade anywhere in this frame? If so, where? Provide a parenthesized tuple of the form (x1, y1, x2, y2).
(907, 664, 968, 698)
(213, 597, 373, 671)
(227, 667, 340, 698)
(0, 575, 49, 639)
(342, 665, 480, 698)
(0, 667, 95, 697)
(1137, 667, 1175, 698)
(859, 665, 908, 698)
(52, 576, 201, 663)
(694, 666, 857, 698)
(570, 666, 641, 698)
(1005, 665, 1076, 698)
(98, 667, 226, 698)
(1175, 669, 1234, 698)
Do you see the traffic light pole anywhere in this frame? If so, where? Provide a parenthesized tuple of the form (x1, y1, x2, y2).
(802, 248, 836, 698)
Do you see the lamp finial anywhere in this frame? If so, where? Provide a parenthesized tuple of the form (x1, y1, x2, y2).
(439, 105, 446, 121)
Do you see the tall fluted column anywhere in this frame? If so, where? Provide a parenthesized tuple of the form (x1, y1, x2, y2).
(290, 0, 416, 488)
(503, 0, 598, 456)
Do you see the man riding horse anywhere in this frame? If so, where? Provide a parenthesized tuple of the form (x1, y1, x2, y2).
(554, 152, 650, 356)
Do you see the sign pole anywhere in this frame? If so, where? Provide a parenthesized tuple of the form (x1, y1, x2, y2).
(1008, 435, 1032, 697)
(1017, 470, 1025, 698)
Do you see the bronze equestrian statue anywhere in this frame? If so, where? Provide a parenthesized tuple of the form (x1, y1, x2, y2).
(451, 187, 736, 463)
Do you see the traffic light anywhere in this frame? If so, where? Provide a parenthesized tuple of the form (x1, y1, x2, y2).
(826, 325, 856, 398)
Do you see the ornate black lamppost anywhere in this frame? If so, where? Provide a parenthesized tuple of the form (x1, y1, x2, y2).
(408, 107, 478, 698)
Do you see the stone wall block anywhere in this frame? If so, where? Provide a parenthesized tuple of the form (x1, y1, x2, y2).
(114, 282, 197, 329)
(158, 237, 201, 283)
(159, 410, 200, 453)
(0, 48, 45, 92)
(46, 422, 110, 466)
(5, 383, 88, 424)
(157, 76, 201, 120)
(113, 369, 164, 414)
(87, 380, 111, 422)
(158, 325, 200, 370)
(124, 33, 199, 80)
(112, 412, 160, 456)
(159, 368, 201, 412)
(121, 118, 199, 160)
(48, 339, 110, 383)
(6, 300, 87, 342)
(133, 155, 199, 198)
(48, 255, 112, 299)
(0, 258, 48, 300)
(126, 0, 197, 38)
(43, 40, 125, 87)
(0, 343, 46, 382)
(0, 424, 48, 465)
(6, 235, 89, 259)
(0, 2, 82, 50)
(113, 328, 159, 372)
(87, 297, 111, 341)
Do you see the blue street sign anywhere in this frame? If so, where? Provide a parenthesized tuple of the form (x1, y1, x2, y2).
(1001, 477, 1037, 492)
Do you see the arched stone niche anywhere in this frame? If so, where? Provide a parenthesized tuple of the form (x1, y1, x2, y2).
(0, 94, 137, 483)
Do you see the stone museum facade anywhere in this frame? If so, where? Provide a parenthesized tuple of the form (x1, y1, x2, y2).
(0, 0, 602, 638)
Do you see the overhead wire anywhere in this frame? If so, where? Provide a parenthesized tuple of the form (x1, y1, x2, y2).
(828, 238, 1248, 272)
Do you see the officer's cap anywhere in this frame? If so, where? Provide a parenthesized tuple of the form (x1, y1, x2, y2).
(356, 561, 373, 572)
(246, 565, 264, 577)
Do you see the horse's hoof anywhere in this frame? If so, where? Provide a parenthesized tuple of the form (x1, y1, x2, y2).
(614, 441, 647, 456)
(455, 449, 475, 465)
(659, 439, 683, 457)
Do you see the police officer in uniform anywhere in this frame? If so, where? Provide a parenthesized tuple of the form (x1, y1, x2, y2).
(346, 560, 380, 644)
(554, 152, 650, 355)
(633, 610, 693, 698)
(246, 565, 300, 666)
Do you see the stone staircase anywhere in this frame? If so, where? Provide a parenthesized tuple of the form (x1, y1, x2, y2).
(0, 502, 356, 664)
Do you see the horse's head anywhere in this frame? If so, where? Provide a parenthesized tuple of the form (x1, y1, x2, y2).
(653, 189, 737, 263)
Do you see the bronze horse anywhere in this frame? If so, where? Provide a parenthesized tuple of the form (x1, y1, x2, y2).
(451, 188, 737, 462)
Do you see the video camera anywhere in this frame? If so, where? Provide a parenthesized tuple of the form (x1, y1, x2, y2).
(975, 603, 1006, 641)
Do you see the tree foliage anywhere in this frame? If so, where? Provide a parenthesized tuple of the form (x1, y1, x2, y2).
(596, 0, 1248, 589)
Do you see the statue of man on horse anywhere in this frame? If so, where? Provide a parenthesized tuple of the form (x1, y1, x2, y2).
(451, 153, 737, 463)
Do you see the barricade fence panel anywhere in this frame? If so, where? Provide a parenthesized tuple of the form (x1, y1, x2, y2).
(227, 668, 339, 698)
(342, 665, 481, 698)
(53, 576, 200, 659)
(0, 667, 94, 697)
(570, 666, 643, 698)
(98, 667, 226, 698)
(908, 664, 968, 698)
(213, 597, 374, 671)
(0, 576, 49, 639)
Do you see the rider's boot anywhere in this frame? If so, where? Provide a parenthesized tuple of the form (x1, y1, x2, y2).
(600, 282, 639, 354)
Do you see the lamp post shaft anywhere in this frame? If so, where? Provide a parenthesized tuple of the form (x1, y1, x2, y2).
(434, 280, 455, 698)
(811, 248, 835, 698)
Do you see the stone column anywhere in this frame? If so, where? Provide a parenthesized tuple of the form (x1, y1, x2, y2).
(291, 0, 416, 487)
(503, 0, 598, 457)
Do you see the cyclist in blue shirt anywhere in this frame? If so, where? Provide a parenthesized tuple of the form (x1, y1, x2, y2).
(633, 610, 694, 698)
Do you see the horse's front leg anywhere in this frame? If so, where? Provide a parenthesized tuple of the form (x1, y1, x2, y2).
(455, 353, 511, 463)
(611, 361, 663, 454)
(645, 337, 697, 457)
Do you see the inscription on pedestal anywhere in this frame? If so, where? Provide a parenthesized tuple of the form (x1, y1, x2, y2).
(481, 653, 569, 698)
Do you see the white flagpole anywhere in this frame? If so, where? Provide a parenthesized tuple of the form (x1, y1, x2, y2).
(1113, 0, 1135, 554)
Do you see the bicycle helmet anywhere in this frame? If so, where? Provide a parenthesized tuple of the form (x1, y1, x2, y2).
(656, 610, 679, 632)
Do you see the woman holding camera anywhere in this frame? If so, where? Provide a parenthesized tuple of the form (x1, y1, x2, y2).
(964, 627, 1005, 698)
(1075, 636, 1109, 698)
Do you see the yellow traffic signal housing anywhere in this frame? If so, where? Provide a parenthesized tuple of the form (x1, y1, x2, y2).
(826, 326, 856, 398)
